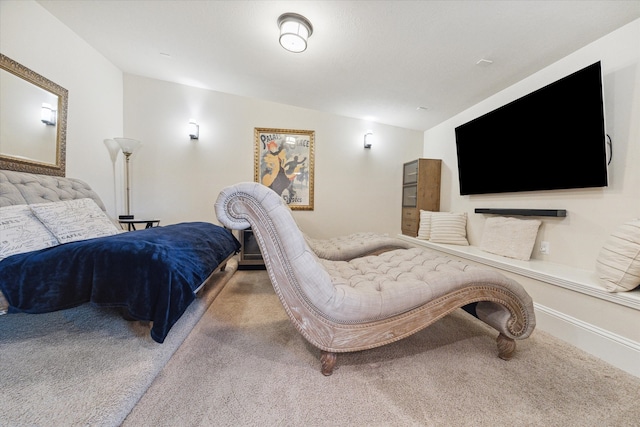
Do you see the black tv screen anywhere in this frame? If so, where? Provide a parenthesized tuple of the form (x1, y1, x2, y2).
(455, 61, 608, 196)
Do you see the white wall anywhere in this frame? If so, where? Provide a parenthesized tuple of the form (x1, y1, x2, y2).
(0, 0, 124, 216)
(123, 75, 424, 237)
(423, 19, 640, 369)
(1, 1, 424, 236)
(424, 19, 640, 271)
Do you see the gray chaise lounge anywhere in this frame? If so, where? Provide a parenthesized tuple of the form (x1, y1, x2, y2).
(215, 182, 536, 375)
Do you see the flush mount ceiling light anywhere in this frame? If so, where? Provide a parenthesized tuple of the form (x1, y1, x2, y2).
(277, 13, 313, 53)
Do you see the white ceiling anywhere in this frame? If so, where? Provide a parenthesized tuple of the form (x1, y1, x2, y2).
(38, 0, 640, 131)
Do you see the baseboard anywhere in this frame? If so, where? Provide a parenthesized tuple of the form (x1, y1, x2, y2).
(534, 303, 640, 378)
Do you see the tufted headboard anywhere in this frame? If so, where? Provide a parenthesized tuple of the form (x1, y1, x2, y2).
(0, 170, 107, 211)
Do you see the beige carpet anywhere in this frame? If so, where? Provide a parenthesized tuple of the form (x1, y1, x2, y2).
(0, 260, 238, 427)
(124, 270, 640, 426)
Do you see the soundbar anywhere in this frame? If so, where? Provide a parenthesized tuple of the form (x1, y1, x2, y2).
(474, 208, 567, 217)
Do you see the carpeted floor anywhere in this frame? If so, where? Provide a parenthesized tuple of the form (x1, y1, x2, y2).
(123, 269, 640, 427)
(0, 259, 238, 427)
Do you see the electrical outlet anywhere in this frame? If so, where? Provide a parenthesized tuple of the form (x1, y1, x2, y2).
(540, 241, 550, 255)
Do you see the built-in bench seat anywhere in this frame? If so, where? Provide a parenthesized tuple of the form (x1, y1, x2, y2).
(397, 235, 640, 311)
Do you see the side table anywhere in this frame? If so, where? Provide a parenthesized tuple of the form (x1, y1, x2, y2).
(118, 219, 161, 231)
(238, 229, 265, 270)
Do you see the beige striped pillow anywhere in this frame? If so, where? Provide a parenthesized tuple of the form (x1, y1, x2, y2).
(416, 210, 432, 240)
(429, 212, 468, 245)
(596, 219, 640, 292)
(479, 216, 541, 260)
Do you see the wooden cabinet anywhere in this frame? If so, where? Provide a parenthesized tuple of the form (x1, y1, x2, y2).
(402, 158, 441, 236)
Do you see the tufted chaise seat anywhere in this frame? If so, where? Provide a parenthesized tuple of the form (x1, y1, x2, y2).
(215, 182, 536, 375)
(317, 248, 533, 324)
(304, 231, 413, 261)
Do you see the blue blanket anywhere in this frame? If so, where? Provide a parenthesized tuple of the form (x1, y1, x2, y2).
(0, 222, 240, 343)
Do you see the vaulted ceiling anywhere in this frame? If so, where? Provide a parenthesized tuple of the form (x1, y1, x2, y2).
(38, 1, 640, 131)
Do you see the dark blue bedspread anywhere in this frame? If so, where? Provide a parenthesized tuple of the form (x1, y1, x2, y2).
(0, 222, 240, 343)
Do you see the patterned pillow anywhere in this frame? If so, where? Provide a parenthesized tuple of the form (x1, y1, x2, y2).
(429, 212, 469, 246)
(30, 198, 122, 244)
(416, 210, 432, 240)
(0, 204, 59, 261)
(596, 219, 640, 292)
(480, 216, 541, 260)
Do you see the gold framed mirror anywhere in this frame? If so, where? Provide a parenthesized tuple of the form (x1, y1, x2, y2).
(0, 53, 67, 176)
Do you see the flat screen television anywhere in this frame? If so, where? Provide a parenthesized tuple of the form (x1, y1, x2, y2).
(455, 61, 608, 196)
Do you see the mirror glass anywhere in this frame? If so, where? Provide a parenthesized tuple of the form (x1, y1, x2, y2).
(0, 54, 67, 176)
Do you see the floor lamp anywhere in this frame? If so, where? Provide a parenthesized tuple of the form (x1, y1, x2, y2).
(113, 137, 141, 219)
(103, 139, 120, 219)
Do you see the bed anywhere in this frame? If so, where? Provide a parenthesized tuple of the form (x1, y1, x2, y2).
(0, 170, 241, 343)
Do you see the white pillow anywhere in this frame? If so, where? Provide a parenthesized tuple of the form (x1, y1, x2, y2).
(416, 210, 432, 240)
(429, 212, 469, 246)
(0, 204, 59, 261)
(479, 216, 541, 261)
(30, 198, 121, 244)
(596, 219, 640, 292)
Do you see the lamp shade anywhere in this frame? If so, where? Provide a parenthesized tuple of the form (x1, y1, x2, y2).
(103, 138, 120, 162)
(114, 137, 141, 155)
(278, 13, 313, 53)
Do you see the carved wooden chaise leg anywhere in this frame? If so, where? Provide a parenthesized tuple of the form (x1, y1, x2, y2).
(497, 333, 516, 360)
(320, 334, 516, 375)
(320, 351, 338, 376)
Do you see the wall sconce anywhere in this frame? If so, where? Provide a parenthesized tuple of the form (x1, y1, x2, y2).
(41, 103, 56, 126)
(188, 119, 199, 140)
(277, 13, 313, 53)
(364, 130, 373, 149)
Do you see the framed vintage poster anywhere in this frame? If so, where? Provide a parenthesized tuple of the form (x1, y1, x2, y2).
(254, 127, 315, 210)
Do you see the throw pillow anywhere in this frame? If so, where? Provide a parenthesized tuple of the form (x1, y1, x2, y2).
(416, 210, 432, 240)
(30, 198, 122, 244)
(429, 212, 469, 245)
(0, 204, 59, 261)
(595, 219, 640, 292)
(479, 216, 541, 261)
